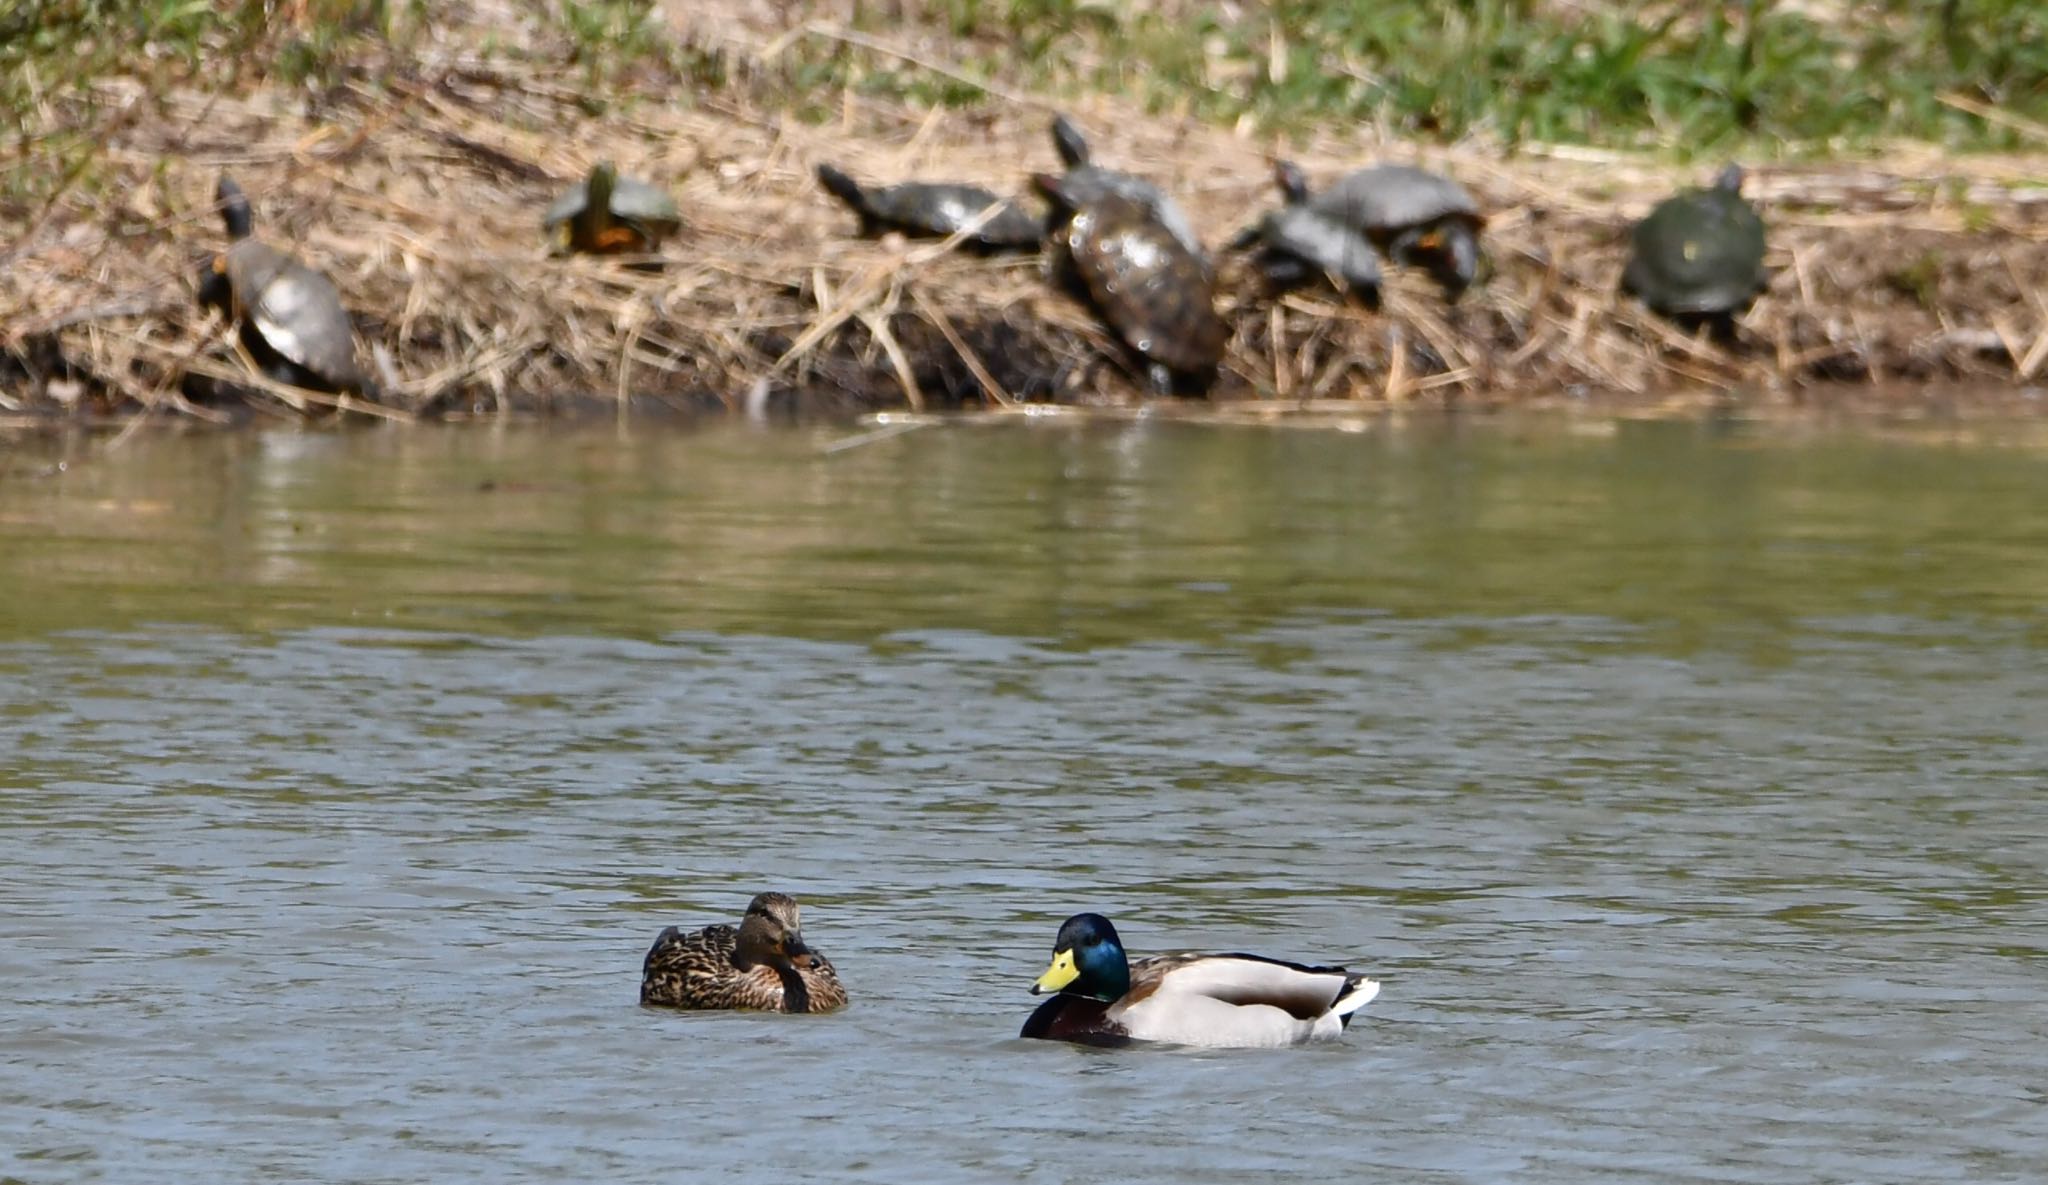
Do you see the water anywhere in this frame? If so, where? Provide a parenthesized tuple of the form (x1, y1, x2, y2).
(2, 417, 2045, 1183)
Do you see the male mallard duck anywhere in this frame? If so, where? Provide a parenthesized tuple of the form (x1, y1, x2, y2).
(1022, 912, 1378, 1048)
(640, 892, 848, 1013)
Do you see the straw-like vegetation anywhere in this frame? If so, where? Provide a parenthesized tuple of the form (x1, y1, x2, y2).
(4, 3, 2047, 425)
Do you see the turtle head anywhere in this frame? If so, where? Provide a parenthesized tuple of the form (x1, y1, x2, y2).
(586, 160, 618, 213)
(1031, 172, 1079, 216)
(1713, 162, 1746, 194)
(215, 174, 254, 241)
(1050, 114, 1091, 169)
(1273, 159, 1311, 205)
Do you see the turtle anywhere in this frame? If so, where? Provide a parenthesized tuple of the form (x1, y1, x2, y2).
(1299, 162, 1486, 299)
(1622, 163, 1769, 338)
(1048, 114, 1206, 266)
(1035, 172, 1227, 396)
(541, 160, 681, 256)
(814, 163, 1041, 252)
(196, 174, 377, 399)
(1227, 160, 1383, 306)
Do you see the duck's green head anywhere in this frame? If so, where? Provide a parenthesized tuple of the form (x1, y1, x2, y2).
(1031, 912, 1131, 1002)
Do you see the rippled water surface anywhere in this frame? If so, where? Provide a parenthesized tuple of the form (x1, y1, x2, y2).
(3, 418, 2046, 1183)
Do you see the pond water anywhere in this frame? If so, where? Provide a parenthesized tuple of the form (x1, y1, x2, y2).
(2, 416, 2045, 1183)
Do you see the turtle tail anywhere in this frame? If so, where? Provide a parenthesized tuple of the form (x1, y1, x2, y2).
(815, 163, 875, 233)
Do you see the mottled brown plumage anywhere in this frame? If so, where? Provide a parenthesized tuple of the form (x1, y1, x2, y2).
(639, 892, 848, 1013)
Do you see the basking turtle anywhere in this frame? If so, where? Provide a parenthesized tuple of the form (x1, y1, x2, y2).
(1622, 163, 1769, 336)
(814, 163, 1041, 252)
(1049, 114, 1206, 266)
(1036, 172, 1227, 396)
(1227, 160, 1383, 306)
(1301, 162, 1485, 299)
(541, 160, 681, 256)
(197, 174, 376, 398)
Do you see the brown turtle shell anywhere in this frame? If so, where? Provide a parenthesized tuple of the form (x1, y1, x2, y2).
(1060, 192, 1226, 385)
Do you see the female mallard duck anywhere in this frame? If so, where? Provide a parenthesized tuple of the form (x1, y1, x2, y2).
(1022, 912, 1378, 1048)
(640, 892, 847, 1013)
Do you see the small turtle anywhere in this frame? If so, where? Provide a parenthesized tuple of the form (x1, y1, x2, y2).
(1302, 162, 1485, 299)
(1049, 114, 1206, 266)
(1036, 172, 1227, 396)
(197, 174, 376, 398)
(541, 160, 681, 256)
(1227, 160, 1383, 306)
(814, 163, 1041, 252)
(1622, 163, 1769, 337)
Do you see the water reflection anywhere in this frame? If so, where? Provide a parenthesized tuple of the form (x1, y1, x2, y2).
(0, 419, 2044, 1182)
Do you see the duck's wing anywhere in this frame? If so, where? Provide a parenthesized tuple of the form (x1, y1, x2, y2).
(1134, 952, 1378, 1021)
(639, 922, 739, 1005)
(1107, 953, 1379, 1047)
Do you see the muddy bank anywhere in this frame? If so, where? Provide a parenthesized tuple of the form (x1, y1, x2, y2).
(5, 49, 2047, 425)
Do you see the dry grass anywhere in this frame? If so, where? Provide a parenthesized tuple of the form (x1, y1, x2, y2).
(4, 15, 2048, 424)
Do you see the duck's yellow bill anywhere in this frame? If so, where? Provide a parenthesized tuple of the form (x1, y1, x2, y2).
(1032, 949, 1079, 995)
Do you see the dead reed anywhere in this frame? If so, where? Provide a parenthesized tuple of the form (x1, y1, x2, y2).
(4, 39, 2047, 424)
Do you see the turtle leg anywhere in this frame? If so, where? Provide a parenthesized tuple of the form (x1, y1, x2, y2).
(1393, 224, 1479, 300)
(1225, 221, 1264, 252)
(1255, 249, 1314, 294)
(1144, 361, 1175, 397)
(1437, 222, 1481, 300)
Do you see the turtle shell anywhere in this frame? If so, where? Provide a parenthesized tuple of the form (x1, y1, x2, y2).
(1623, 171, 1768, 316)
(1054, 166, 1205, 264)
(217, 238, 367, 390)
(1311, 164, 1482, 236)
(1049, 115, 1206, 265)
(816, 165, 1041, 250)
(1060, 191, 1226, 385)
(543, 170, 681, 253)
(1247, 206, 1382, 302)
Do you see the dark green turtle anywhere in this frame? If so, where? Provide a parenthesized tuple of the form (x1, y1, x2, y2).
(1049, 114, 1206, 266)
(1623, 163, 1769, 336)
(542, 161, 681, 256)
(1035, 172, 1227, 396)
(1227, 160, 1383, 306)
(1302, 162, 1485, 299)
(815, 163, 1041, 252)
(196, 174, 376, 398)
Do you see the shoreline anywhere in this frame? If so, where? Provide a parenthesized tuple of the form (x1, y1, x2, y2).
(5, 28, 2047, 427)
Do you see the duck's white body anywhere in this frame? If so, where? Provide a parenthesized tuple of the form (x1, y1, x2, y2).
(1024, 914, 1381, 1050)
(1109, 955, 1381, 1048)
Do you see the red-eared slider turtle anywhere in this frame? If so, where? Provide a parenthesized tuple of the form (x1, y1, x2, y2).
(1622, 163, 1769, 336)
(815, 163, 1041, 252)
(197, 174, 377, 398)
(1035, 172, 1227, 396)
(1227, 160, 1383, 306)
(1049, 114, 1206, 266)
(542, 160, 681, 256)
(1302, 162, 1485, 299)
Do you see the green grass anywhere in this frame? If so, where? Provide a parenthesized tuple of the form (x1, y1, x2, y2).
(1, 1, 401, 209)
(833, 0, 2048, 155)
(4, 0, 2044, 219)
